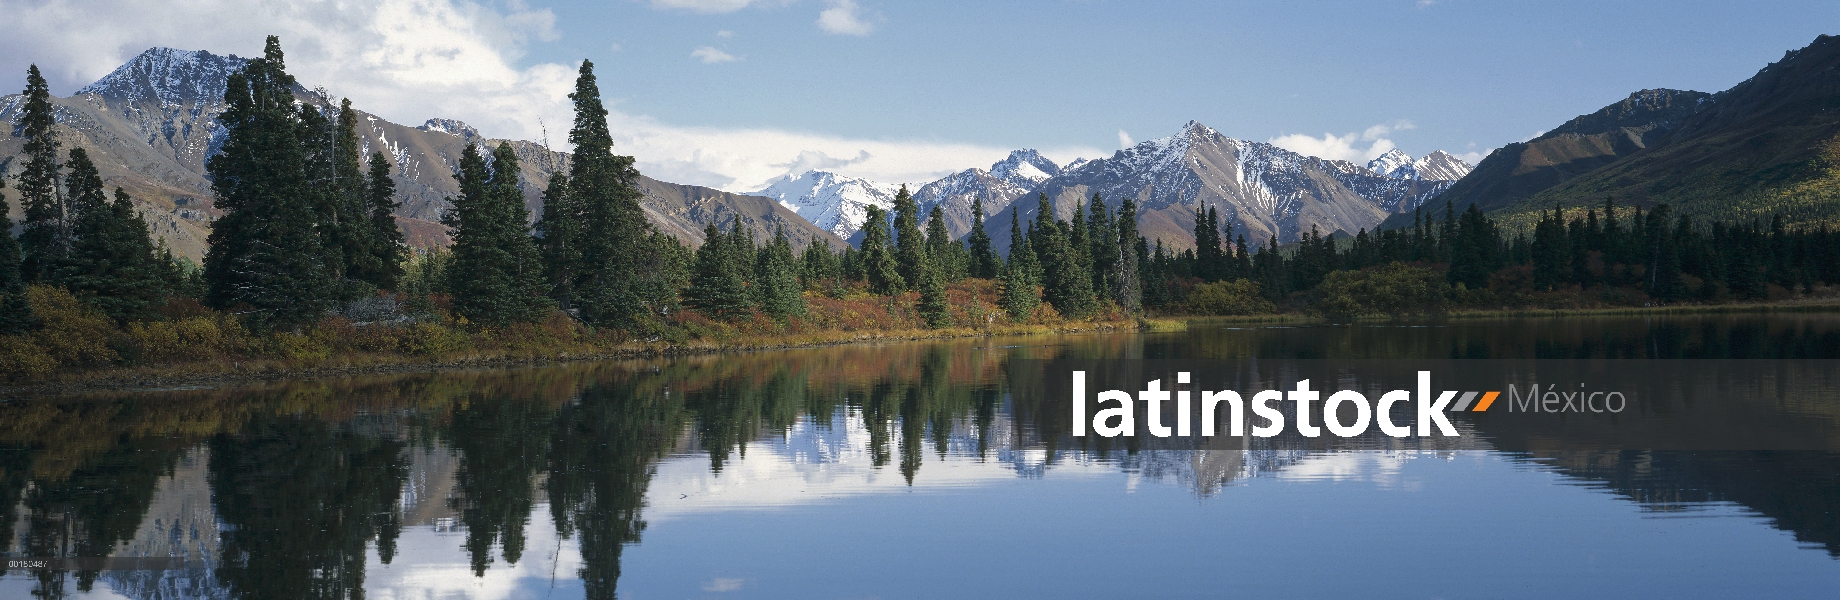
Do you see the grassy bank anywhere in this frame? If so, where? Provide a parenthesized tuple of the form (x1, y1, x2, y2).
(0, 280, 1135, 396)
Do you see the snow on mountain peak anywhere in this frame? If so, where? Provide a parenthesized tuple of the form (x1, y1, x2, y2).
(76, 47, 248, 106)
(989, 149, 1060, 187)
(1366, 149, 1415, 178)
(1411, 150, 1473, 182)
(417, 118, 480, 140)
(1364, 149, 1472, 182)
(751, 170, 900, 239)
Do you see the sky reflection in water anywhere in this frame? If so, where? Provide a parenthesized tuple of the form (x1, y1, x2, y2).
(3, 314, 1839, 599)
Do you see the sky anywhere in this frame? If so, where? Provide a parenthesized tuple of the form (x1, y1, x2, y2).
(0, 0, 1835, 192)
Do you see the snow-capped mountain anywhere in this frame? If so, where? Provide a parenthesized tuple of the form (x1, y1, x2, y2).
(0, 46, 843, 259)
(756, 149, 1069, 241)
(910, 149, 1063, 241)
(1365, 148, 1473, 182)
(752, 171, 902, 239)
(983, 120, 1473, 252)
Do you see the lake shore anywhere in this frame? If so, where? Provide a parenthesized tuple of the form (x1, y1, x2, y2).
(0, 319, 1138, 399)
(8, 297, 1839, 399)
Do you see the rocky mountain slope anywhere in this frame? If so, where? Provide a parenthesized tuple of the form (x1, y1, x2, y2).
(980, 121, 1469, 253)
(1389, 88, 1713, 229)
(910, 149, 1061, 241)
(0, 47, 843, 259)
(1415, 34, 1840, 229)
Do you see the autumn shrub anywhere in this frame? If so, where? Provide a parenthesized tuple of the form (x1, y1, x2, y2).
(1313, 262, 1449, 318)
(0, 335, 56, 381)
(398, 322, 470, 356)
(128, 315, 239, 363)
(23, 286, 118, 367)
(1184, 279, 1276, 316)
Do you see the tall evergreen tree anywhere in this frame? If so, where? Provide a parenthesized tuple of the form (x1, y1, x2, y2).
(16, 65, 65, 283)
(858, 206, 903, 294)
(754, 226, 806, 320)
(203, 37, 337, 329)
(966, 198, 1000, 279)
(444, 143, 552, 326)
(1032, 194, 1095, 318)
(1113, 196, 1142, 313)
(0, 175, 35, 334)
(892, 185, 927, 285)
(534, 172, 579, 304)
(916, 255, 951, 328)
(923, 204, 966, 282)
(999, 210, 1040, 321)
(799, 237, 839, 291)
(360, 151, 406, 290)
(54, 182, 167, 322)
(1087, 194, 1117, 298)
(563, 60, 673, 327)
(685, 223, 753, 318)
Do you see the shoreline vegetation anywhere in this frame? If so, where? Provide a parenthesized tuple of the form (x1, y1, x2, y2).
(4, 285, 1836, 398)
(7, 36, 1840, 395)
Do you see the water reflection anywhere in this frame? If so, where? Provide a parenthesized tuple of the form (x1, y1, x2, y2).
(0, 314, 1835, 598)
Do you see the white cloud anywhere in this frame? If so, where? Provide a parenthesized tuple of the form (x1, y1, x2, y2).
(609, 41, 623, 52)
(1117, 129, 1134, 149)
(0, 0, 1099, 194)
(691, 46, 739, 63)
(649, 0, 755, 14)
(1416, 0, 1436, 8)
(1269, 120, 1415, 163)
(716, 29, 734, 38)
(817, 0, 875, 36)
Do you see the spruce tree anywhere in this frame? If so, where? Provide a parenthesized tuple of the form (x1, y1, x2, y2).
(923, 204, 966, 282)
(799, 237, 838, 291)
(204, 37, 337, 329)
(562, 60, 673, 327)
(1113, 196, 1142, 313)
(0, 175, 35, 334)
(361, 151, 406, 290)
(1036, 195, 1095, 318)
(55, 182, 167, 322)
(916, 256, 951, 328)
(535, 172, 579, 305)
(444, 143, 552, 326)
(1087, 194, 1116, 298)
(965, 198, 1000, 279)
(17, 65, 65, 283)
(755, 226, 805, 320)
(892, 185, 927, 285)
(686, 223, 752, 318)
(999, 212, 1040, 322)
(858, 206, 903, 294)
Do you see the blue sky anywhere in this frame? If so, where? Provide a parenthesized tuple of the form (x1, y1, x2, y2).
(2, 0, 1835, 190)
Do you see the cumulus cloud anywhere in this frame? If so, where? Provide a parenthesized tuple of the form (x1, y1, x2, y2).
(649, 0, 755, 14)
(1117, 129, 1134, 149)
(0, 0, 1096, 194)
(1268, 120, 1416, 163)
(817, 0, 875, 36)
(691, 46, 739, 63)
(716, 30, 734, 38)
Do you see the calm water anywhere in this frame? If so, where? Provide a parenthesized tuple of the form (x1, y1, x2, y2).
(3, 315, 1840, 599)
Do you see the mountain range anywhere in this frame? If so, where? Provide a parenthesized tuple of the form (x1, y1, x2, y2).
(70, 34, 1840, 263)
(1398, 34, 1840, 231)
(0, 47, 844, 259)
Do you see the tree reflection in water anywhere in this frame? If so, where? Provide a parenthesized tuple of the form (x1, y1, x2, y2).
(0, 313, 1836, 599)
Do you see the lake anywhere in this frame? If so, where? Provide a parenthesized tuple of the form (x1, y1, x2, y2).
(3, 314, 1839, 599)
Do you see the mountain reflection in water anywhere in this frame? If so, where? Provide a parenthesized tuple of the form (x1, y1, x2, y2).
(0, 314, 1837, 598)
